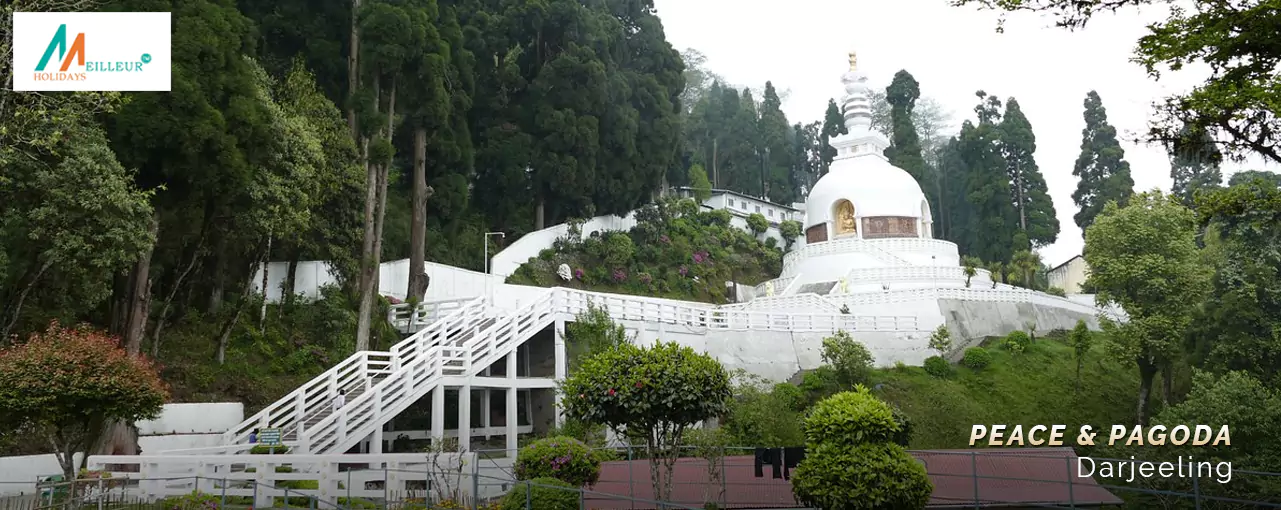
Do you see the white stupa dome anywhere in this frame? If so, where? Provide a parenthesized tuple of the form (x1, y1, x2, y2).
(803, 51, 932, 240)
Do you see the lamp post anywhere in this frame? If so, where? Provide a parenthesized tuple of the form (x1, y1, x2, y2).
(932, 255, 937, 297)
(484, 232, 506, 304)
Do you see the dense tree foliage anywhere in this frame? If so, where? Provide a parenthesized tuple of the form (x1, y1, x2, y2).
(1072, 91, 1136, 231)
(953, 0, 1281, 165)
(1084, 191, 1210, 425)
(0, 323, 167, 480)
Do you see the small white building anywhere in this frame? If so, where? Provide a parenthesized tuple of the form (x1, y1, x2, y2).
(674, 187, 802, 223)
(1047, 255, 1090, 294)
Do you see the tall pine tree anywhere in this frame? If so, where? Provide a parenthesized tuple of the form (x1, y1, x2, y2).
(819, 99, 847, 176)
(883, 70, 932, 196)
(957, 91, 1018, 263)
(1169, 125, 1223, 208)
(1072, 90, 1135, 231)
(999, 98, 1058, 248)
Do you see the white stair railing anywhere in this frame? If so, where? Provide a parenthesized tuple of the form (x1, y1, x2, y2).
(303, 289, 558, 454)
(216, 296, 487, 449)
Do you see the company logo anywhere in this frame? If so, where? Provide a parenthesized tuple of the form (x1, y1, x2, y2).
(32, 24, 152, 83)
(13, 12, 171, 92)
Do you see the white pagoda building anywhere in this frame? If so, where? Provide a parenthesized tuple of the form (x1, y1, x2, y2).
(731, 51, 1106, 351)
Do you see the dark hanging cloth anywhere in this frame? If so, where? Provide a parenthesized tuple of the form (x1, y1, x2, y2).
(782, 447, 807, 480)
(771, 448, 783, 479)
(754, 448, 771, 478)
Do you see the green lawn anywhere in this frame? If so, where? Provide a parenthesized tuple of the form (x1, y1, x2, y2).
(870, 333, 1140, 452)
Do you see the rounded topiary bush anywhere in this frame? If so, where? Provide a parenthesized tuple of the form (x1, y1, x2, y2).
(923, 355, 952, 378)
(962, 347, 992, 370)
(1005, 330, 1032, 352)
(792, 442, 932, 510)
(514, 436, 600, 487)
(801, 387, 902, 446)
(500, 477, 579, 510)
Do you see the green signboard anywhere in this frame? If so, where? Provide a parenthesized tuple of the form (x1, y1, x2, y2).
(258, 428, 283, 445)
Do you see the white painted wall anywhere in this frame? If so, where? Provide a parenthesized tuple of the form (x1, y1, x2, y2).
(0, 404, 243, 494)
(252, 259, 503, 303)
(136, 403, 243, 435)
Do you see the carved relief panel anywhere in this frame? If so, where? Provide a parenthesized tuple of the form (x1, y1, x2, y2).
(861, 216, 918, 238)
(806, 223, 829, 244)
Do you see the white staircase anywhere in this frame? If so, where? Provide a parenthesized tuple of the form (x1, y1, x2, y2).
(302, 290, 561, 454)
(211, 296, 489, 452)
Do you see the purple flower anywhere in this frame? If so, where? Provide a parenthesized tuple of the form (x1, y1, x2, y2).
(679, 265, 689, 276)
(660, 235, 671, 244)
(574, 268, 584, 280)
(613, 269, 627, 282)
(692, 250, 710, 264)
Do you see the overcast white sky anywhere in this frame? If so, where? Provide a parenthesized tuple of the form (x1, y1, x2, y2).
(652, 0, 1276, 267)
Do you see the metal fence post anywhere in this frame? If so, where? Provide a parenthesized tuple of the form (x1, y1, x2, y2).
(579, 486, 585, 510)
(221, 477, 227, 509)
(472, 459, 480, 506)
(1193, 473, 1202, 510)
(525, 481, 531, 510)
(720, 453, 727, 505)
(96, 477, 104, 510)
(627, 445, 635, 510)
(253, 479, 259, 509)
(346, 470, 352, 509)
(971, 451, 980, 509)
(383, 466, 389, 504)
(1065, 455, 1075, 508)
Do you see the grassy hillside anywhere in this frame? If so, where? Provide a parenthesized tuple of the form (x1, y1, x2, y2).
(871, 332, 1140, 451)
(507, 199, 785, 304)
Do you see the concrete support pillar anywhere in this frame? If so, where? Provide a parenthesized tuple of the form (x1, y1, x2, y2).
(506, 351, 518, 454)
(431, 384, 445, 443)
(458, 385, 472, 452)
(553, 319, 567, 428)
(369, 426, 383, 454)
(481, 389, 492, 439)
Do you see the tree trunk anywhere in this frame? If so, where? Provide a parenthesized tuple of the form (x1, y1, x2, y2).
(284, 256, 300, 306)
(535, 199, 546, 230)
(711, 138, 719, 188)
(347, 0, 361, 137)
(151, 242, 203, 357)
(217, 255, 263, 364)
(208, 236, 227, 315)
(355, 70, 382, 353)
(124, 214, 159, 356)
(1, 259, 52, 341)
(259, 234, 272, 333)
(99, 214, 158, 457)
(408, 127, 431, 301)
(1135, 357, 1159, 426)
(1016, 161, 1027, 232)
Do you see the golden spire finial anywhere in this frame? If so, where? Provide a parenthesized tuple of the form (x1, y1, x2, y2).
(848, 50, 858, 72)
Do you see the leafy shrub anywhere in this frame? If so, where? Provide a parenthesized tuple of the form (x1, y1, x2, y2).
(791, 388, 932, 510)
(249, 444, 291, 454)
(747, 213, 768, 234)
(801, 388, 901, 446)
(1004, 330, 1031, 354)
(1046, 286, 1067, 297)
(820, 331, 874, 387)
(928, 325, 952, 356)
(923, 356, 952, 378)
(889, 405, 914, 447)
(514, 436, 601, 487)
(798, 366, 841, 406)
(161, 491, 222, 510)
(499, 478, 579, 510)
(722, 372, 805, 447)
(962, 347, 992, 370)
(791, 442, 932, 510)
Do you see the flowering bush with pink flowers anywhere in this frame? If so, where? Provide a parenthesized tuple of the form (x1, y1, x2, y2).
(514, 436, 601, 487)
